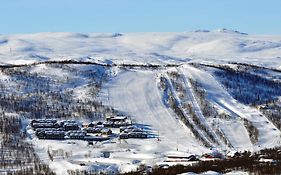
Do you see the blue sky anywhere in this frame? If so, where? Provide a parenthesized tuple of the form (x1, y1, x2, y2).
(1, 0, 281, 34)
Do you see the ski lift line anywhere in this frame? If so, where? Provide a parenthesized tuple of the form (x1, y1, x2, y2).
(176, 67, 228, 149)
(162, 73, 214, 147)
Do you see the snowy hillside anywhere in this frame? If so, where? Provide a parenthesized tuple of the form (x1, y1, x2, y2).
(1, 31, 281, 174)
(1, 29, 281, 68)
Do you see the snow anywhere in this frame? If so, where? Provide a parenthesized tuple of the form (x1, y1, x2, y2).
(1, 31, 281, 68)
(0, 71, 9, 81)
(30, 64, 70, 79)
(2, 30, 281, 174)
(217, 119, 252, 151)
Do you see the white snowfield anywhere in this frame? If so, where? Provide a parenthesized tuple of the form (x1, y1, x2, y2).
(1, 29, 281, 68)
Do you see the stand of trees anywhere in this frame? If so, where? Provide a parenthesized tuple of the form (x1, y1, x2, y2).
(207, 64, 281, 105)
(0, 64, 116, 120)
(0, 111, 55, 174)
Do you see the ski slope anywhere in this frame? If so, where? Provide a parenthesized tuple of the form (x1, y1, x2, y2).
(177, 69, 226, 148)
(180, 64, 281, 151)
(163, 73, 215, 147)
(100, 70, 208, 154)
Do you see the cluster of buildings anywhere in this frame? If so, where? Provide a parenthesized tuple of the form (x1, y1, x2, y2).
(31, 119, 111, 141)
(31, 116, 150, 142)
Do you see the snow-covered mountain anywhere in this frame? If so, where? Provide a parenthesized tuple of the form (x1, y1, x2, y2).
(1, 30, 281, 174)
(1, 30, 281, 68)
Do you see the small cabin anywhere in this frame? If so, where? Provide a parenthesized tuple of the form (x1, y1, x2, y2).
(88, 121, 103, 127)
(128, 132, 147, 138)
(83, 136, 110, 142)
(105, 116, 132, 127)
(60, 120, 78, 126)
(106, 116, 127, 122)
(35, 128, 63, 136)
(102, 151, 111, 158)
(83, 126, 103, 133)
(37, 130, 65, 140)
(68, 133, 86, 139)
(63, 123, 80, 131)
(67, 130, 86, 135)
(32, 122, 60, 129)
(103, 121, 114, 127)
(119, 133, 129, 139)
(31, 119, 57, 126)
